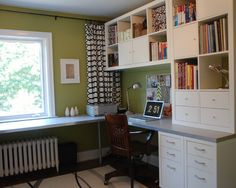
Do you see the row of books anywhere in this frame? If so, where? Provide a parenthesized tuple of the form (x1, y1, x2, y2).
(175, 61, 198, 89)
(199, 17, 228, 54)
(108, 53, 118, 67)
(173, 2, 196, 26)
(118, 28, 131, 43)
(108, 25, 118, 45)
(152, 5, 166, 32)
(150, 41, 167, 61)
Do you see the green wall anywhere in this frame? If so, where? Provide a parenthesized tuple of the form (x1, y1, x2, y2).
(0, 6, 170, 152)
(121, 65, 170, 112)
(0, 6, 108, 151)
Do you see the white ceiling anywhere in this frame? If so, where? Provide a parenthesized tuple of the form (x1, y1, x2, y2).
(0, 0, 153, 18)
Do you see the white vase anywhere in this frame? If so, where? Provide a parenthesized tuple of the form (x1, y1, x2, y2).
(70, 107, 75, 117)
(75, 106, 79, 116)
(65, 107, 70, 117)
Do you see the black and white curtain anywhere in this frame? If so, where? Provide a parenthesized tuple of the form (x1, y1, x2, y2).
(85, 23, 121, 105)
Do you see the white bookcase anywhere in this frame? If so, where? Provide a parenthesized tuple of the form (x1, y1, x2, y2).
(105, 1, 236, 188)
(170, 0, 236, 134)
(105, 0, 170, 71)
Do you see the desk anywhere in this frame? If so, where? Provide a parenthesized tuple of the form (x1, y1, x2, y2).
(128, 117, 234, 142)
(0, 116, 105, 164)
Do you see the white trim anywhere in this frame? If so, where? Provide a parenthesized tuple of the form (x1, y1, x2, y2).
(0, 29, 55, 121)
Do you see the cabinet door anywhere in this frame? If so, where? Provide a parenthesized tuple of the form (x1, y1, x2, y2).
(173, 23, 198, 59)
(132, 36, 149, 64)
(197, 0, 230, 20)
(118, 41, 132, 66)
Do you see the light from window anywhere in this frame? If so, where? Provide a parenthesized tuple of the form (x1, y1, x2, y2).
(0, 29, 55, 122)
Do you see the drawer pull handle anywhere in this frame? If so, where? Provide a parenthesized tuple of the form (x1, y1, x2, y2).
(167, 164, 176, 171)
(184, 97, 188, 100)
(185, 113, 188, 116)
(212, 98, 216, 102)
(194, 175, 206, 181)
(166, 140, 175, 145)
(194, 147, 206, 152)
(194, 160, 206, 166)
(167, 152, 176, 157)
(212, 115, 216, 119)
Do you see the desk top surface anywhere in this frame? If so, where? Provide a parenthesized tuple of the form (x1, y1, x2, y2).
(0, 116, 105, 134)
(0, 115, 234, 142)
(128, 118, 235, 143)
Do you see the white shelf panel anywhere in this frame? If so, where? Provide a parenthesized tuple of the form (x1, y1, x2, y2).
(105, 60, 170, 71)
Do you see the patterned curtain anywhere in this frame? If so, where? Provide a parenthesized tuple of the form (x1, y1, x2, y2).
(85, 23, 121, 105)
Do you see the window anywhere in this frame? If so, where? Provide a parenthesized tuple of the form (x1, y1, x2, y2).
(0, 29, 55, 122)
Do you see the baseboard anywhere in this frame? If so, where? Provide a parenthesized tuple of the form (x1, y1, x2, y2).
(77, 148, 159, 167)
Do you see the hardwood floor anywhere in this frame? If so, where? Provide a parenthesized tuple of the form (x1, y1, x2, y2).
(0, 155, 159, 188)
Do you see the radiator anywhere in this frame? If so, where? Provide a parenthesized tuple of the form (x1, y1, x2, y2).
(0, 137, 59, 177)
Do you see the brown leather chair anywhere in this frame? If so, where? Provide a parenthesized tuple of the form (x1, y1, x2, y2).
(104, 114, 156, 188)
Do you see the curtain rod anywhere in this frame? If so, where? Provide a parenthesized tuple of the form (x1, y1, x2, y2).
(0, 8, 105, 23)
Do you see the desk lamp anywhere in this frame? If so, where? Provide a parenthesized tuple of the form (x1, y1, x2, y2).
(126, 82, 142, 115)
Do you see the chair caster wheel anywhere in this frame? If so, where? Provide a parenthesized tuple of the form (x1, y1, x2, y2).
(104, 180, 109, 185)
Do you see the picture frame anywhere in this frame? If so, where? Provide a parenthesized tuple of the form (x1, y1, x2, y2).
(60, 59, 80, 84)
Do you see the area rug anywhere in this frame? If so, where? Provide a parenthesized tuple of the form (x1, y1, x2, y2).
(7, 165, 147, 188)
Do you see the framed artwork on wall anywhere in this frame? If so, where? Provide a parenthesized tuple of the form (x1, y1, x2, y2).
(60, 59, 80, 84)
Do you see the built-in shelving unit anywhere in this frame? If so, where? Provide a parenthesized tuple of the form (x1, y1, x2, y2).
(105, 0, 170, 71)
(105, 1, 236, 188)
(171, 0, 234, 134)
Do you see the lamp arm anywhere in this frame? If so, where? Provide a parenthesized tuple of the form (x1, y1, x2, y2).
(126, 89, 130, 111)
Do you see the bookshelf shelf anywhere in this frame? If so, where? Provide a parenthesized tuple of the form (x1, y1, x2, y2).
(199, 50, 228, 57)
(148, 29, 167, 37)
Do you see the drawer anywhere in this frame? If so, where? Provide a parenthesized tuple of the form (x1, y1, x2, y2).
(160, 146, 181, 162)
(187, 167, 215, 188)
(200, 92, 229, 109)
(175, 106, 200, 123)
(175, 91, 199, 107)
(187, 141, 215, 159)
(161, 158, 184, 188)
(201, 108, 229, 127)
(160, 134, 182, 150)
(187, 154, 215, 172)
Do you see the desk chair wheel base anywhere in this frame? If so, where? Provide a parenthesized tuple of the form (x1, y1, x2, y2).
(104, 180, 109, 185)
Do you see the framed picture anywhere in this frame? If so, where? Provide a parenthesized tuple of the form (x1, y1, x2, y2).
(60, 59, 80, 84)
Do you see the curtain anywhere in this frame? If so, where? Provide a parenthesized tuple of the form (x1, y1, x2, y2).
(85, 23, 121, 105)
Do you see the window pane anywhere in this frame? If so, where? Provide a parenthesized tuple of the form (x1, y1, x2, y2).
(0, 40, 44, 118)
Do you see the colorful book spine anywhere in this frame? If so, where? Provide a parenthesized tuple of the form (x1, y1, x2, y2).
(199, 17, 228, 54)
(173, 2, 196, 26)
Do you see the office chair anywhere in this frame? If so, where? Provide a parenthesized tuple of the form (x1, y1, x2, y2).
(104, 114, 156, 188)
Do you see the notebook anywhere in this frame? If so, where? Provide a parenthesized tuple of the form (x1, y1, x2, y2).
(128, 100, 164, 123)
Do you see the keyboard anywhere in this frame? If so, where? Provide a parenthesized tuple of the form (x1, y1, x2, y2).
(128, 115, 157, 123)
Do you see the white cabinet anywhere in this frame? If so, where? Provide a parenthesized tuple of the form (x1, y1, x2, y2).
(173, 23, 198, 59)
(118, 40, 132, 66)
(132, 36, 149, 64)
(159, 132, 184, 188)
(118, 36, 149, 66)
(197, 0, 230, 20)
(159, 132, 236, 188)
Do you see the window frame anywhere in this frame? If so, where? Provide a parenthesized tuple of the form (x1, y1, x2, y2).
(0, 29, 55, 122)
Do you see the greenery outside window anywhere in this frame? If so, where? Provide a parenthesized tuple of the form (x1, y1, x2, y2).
(0, 29, 55, 122)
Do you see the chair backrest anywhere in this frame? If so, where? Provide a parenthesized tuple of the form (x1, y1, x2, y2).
(105, 114, 131, 158)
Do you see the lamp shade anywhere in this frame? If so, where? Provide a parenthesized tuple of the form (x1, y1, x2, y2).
(128, 82, 142, 90)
